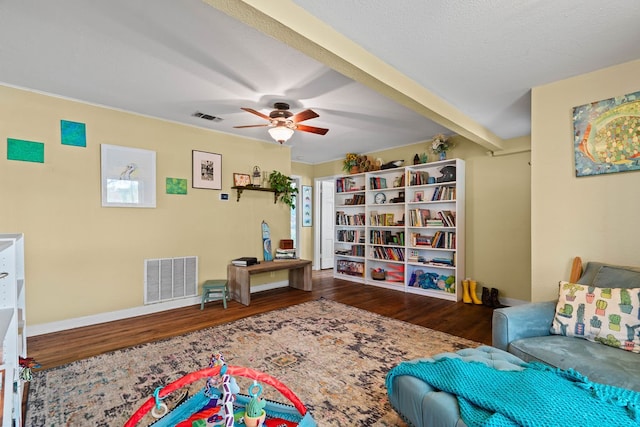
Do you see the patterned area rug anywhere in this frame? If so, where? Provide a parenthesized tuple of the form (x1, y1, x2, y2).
(26, 299, 479, 426)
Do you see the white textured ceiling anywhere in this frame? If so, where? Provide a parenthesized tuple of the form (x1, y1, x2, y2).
(293, 0, 640, 139)
(1, 0, 639, 164)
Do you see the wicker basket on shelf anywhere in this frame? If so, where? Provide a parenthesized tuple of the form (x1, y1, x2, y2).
(371, 269, 386, 280)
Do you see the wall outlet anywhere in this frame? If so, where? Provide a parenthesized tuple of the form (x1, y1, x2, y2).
(270, 272, 275, 278)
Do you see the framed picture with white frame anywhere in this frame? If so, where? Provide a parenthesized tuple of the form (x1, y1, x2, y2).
(192, 150, 222, 190)
(100, 144, 156, 208)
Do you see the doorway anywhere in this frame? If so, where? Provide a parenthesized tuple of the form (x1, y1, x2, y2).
(314, 177, 336, 270)
(291, 176, 300, 257)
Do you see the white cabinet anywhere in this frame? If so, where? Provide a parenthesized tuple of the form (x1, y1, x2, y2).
(333, 160, 465, 301)
(0, 234, 26, 427)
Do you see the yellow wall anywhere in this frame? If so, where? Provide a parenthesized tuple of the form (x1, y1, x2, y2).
(14, 56, 634, 327)
(314, 136, 533, 302)
(531, 59, 640, 301)
(0, 85, 293, 326)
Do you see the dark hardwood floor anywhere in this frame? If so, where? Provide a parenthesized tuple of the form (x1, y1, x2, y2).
(27, 270, 495, 370)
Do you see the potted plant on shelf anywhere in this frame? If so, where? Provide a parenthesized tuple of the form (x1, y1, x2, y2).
(430, 133, 454, 160)
(268, 170, 298, 209)
(343, 153, 360, 174)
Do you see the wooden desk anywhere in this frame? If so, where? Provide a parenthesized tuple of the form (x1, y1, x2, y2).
(227, 259, 312, 306)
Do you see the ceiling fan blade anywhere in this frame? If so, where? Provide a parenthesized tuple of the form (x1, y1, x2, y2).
(296, 124, 329, 135)
(291, 109, 319, 123)
(233, 124, 269, 129)
(240, 107, 270, 121)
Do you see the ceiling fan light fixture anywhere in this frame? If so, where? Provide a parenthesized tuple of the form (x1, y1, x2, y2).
(268, 125, 294, 144)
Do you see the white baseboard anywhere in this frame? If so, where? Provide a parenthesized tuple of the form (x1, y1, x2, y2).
(469, 292, 529, 308)
(28, 280, 289, 337)
(498, 297, 529, 307)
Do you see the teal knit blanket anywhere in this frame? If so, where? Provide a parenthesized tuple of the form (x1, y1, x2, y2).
(386, 357, 640, 427)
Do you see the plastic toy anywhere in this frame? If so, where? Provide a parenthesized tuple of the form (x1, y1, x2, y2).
(125, 352, 316, 427)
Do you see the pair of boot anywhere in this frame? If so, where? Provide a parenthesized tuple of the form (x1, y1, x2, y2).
(481, 287, 501, 308)
(462, 279, 482, 305)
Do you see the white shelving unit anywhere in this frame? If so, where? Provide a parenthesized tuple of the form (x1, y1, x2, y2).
(334, 175, 366, 282)
(333, 159, 465, 301)
(0, 233, 26, 427)
(365, 167, 407, 292)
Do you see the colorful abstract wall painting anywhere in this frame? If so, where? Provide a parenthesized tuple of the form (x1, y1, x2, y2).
(61, 120, 86, 147)
(573, 90, 640, 177)
(166, 178, 188, 195)
(7, 138, 44, 163)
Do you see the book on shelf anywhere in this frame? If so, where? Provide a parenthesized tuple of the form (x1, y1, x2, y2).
(432, 231, 443, 247)
(336, 211, 366, 226)
(369, 176, 387, 189)
(440, 210, 456, 227)
(396, 173, 406, 187)
(409, 171, 430, 186)
(336, 177, 360, 193)
(344, 194, 365, 205)
(336, 244, 365, 257)
(426, 257, 454, 267)
(408, 208, 431, 226)
(409, 232, 432, 247)
(430, 186, 456, 201)
(231, 257, 258, 266)
(431, 186, 441, 201)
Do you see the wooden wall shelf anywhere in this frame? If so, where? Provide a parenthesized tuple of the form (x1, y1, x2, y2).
(231, 186, 279, 203)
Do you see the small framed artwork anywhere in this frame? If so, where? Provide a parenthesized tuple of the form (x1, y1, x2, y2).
(101, 144, 156, 208)
(233, 173, 251, 187)
(192, 150, 222, 190)
(302, 185, 312, 227)
(60, 120, 86, 147)
(414, 191, 424, 202)
(166, 178, 187, 195)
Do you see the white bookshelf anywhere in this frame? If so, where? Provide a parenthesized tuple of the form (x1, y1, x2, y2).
(0, 234, 26, 427)
(333, 159, 465, 301)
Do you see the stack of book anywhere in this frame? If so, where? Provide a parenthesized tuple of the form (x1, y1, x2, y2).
(231, 257, 258, 266)
(274, 248, 296, 260)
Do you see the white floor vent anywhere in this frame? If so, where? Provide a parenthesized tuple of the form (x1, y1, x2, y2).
(144, 256, 198, 304)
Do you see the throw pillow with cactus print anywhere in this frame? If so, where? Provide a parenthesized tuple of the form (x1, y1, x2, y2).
(550, 281, 640, 353)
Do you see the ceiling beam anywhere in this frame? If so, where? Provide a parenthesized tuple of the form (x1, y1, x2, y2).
(205, 0, 505, 152)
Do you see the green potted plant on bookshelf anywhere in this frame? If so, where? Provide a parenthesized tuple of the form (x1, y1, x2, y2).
(268, 170, 298, 209)
(343, 153, 360, 173)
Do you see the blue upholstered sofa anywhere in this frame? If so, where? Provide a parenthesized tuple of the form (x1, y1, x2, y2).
(493, 257, 640, 392)
(387, 258, 640, 427)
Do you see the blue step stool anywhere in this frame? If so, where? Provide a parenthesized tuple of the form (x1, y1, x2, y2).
(200, 279, 229, 310)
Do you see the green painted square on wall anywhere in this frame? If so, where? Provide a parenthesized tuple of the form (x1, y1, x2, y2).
(7, 138, 45, 163)
(166, 178, 187, 195)
(61, 120, 86, 147)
